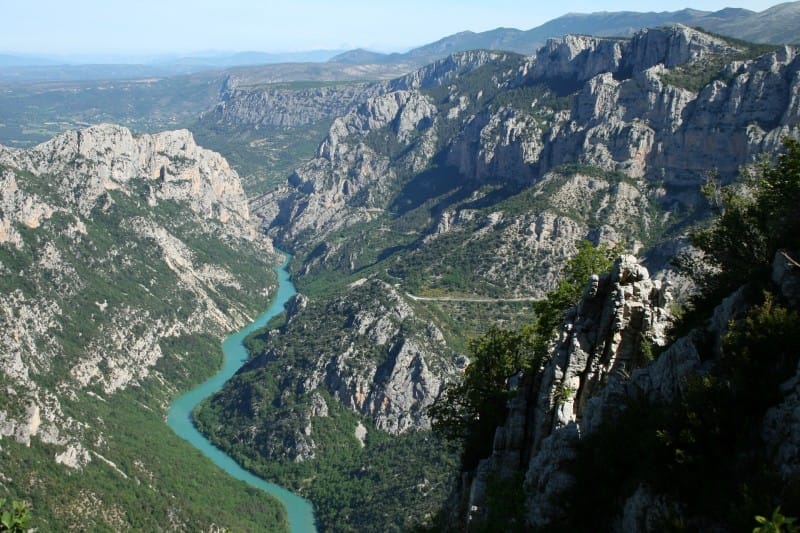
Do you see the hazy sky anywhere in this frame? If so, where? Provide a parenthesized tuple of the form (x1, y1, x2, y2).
(1, 0, 788, 56)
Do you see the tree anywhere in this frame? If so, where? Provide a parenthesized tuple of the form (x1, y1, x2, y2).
(429, 325, 534, 468)
(531, 240, 617, 359)
(0, 499, 30, 533)
(429, 240, 617, 468)
(686, 138, 800, 299)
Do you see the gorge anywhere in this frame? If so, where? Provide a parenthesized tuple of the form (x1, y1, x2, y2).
(1, 5, 800, 531)
(167, 255, 316, 532)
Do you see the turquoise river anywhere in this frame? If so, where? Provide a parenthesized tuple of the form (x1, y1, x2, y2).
(167, 255, 317, 532)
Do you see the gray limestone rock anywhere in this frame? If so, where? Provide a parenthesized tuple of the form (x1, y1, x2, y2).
(0, 124, 257, 239)
(0, 124, 277, 467)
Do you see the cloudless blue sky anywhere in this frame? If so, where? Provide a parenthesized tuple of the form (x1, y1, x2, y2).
(1, 0, 788, 57)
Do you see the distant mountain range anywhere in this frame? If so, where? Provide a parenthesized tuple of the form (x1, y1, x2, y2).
(0, 50, 347, 82)
(329, 2, 800, 65)
(1, 2, 798, 83)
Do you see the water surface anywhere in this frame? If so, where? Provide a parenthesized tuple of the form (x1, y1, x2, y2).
(167, 256, 317, 532)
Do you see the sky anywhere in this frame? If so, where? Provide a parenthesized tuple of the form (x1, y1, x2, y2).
(0, 0, 789, 57)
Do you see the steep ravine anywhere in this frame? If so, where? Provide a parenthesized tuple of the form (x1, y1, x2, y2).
(191, 26, 800, 531)
(0, 124, 289, 530)
(168, 255, 316, 533)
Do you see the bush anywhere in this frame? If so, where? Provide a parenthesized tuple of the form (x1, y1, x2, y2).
(429, 240, 617, 468)
(685, 138, 800, 300)
(0, 499, 30, 533)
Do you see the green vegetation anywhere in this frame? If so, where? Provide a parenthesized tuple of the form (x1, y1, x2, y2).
(284, 153, 663, 307)
(754, 507, 800, 533)
(0, 499, 30, 533)
(429, 241, 616, 467)
(424, 55, 527, 117)
(1, 392, 288, 531)
(566, 294, 800, 531)
(0, 73, 223, 147)
(483, 473, 526, 532)
(197, 386, 458, 532)
(192, 117, 331, 195)
(680, 139, 800, 305)
(530, 240, 617, 356)
(424, 138, 800, 530)
(564, 140, 800, 530)
(430, 325, 535, 468)
(194, 276, 461, 531)
(660, 32, 778, 92)
(0, 163, 286, 530)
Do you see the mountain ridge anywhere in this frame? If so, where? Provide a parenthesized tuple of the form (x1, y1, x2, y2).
(329, 3, 798, 66)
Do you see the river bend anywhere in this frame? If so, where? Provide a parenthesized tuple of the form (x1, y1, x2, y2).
(167, 255, 317, 532)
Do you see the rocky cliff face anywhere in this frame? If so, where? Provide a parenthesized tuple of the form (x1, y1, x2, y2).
(529, 26, 738, 85)
(258, 25, 798, 277)
(510, 25, 800, 187)
(0, 124, 276, 467)
(459, 250, 800, 530)
(212, 27, 800, 457)
(208, 50, 506, 133)
(463, 256, 676, 525)
(206, 81, 385, 129)
(190, 26, 800, 532)
(202, 276, 464, 463)
(2, 123, 255, 238)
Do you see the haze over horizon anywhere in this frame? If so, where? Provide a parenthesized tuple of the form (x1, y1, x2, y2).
(1, 0, 789, 61)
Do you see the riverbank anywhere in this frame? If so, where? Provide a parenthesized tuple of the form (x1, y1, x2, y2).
(166, 254, 317, 533)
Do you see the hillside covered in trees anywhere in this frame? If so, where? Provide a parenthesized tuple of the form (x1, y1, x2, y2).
(429, 139, 800, 531)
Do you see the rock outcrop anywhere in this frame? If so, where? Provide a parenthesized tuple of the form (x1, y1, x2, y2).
(1, 123, 255, 239)
(254, 26, 798, 299)
(206, 82, 385, 129)
(463, 256, 674, 525)
(203, 276, 464, 463)
(460, 248, 800, 530)
(530, 25, 739, 87)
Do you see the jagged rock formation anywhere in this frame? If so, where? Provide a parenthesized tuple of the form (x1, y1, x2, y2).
(460, 250, 800, 531)
(0, 124, 276, 465)
(201, 25, 800, 468)
(192, 25, 800, 532)
(208, 50, 510, 134)
(463, 256, 674, 526)
(515, 25, 798, 184)
(530, 26, 738, 83)
(253, 26, 798, 299)
(201, 277, 463, 463)
(1, 123, 255, 238)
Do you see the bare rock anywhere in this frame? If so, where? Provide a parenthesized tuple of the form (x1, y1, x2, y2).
(1, 124, 257, 239)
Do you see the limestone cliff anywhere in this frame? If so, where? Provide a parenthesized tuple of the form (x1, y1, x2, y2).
(208, 27, 800, 463)
(459, 251, 800, 531)
(257, 26, 798, 297)
(1, 123, 255, 239)
(525, 27, 800, 186)
(0, 124, 276, 468)
(201, 277, 464, 463)
(462, 256, 675, 526)
(206, 81, 384, 129)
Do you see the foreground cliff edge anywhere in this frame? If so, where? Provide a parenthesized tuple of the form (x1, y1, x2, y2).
(444, 141, 800, 531)
(0, 124, 288, 530)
